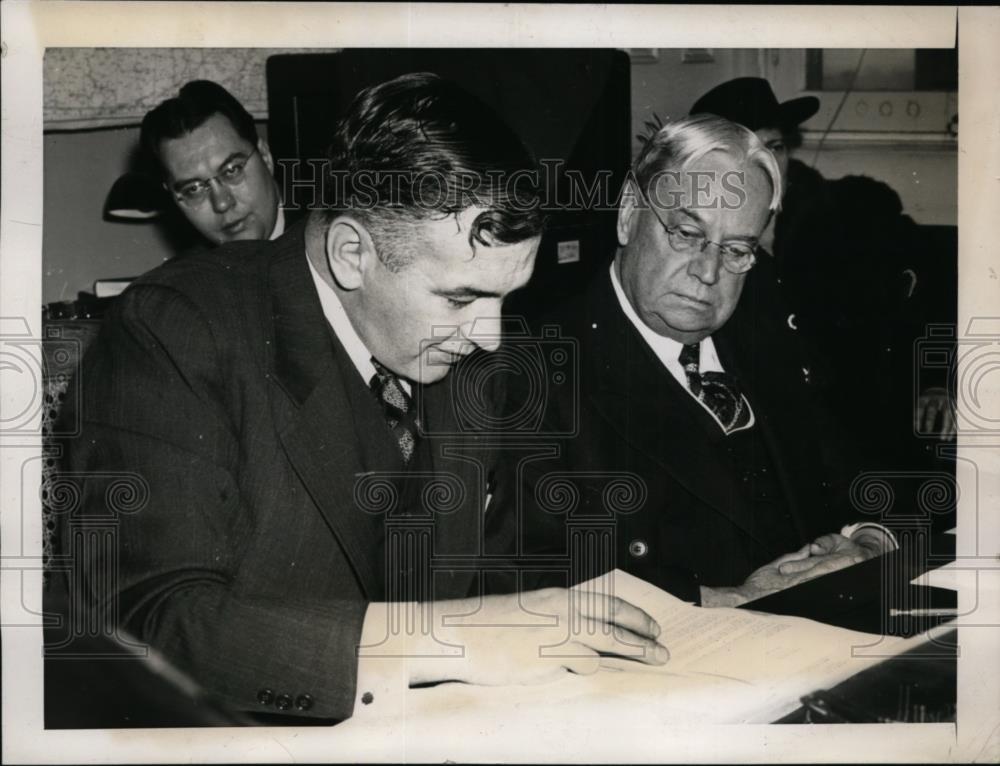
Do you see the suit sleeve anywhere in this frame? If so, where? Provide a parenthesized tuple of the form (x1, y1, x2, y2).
(59, 283, 366, 721)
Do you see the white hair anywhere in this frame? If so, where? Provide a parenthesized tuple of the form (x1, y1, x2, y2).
(632, 113, 783, 211)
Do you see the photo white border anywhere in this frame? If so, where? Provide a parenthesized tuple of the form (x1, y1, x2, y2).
(2, 3, 997, 763)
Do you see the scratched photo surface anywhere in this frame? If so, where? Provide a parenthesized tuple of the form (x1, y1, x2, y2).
(2, 4, 997, 764)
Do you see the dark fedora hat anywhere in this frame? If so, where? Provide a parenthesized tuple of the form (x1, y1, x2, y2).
(689, 77, 819, 132)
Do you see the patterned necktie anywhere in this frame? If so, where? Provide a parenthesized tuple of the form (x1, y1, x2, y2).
(679, 343, 751, 435)
(369, 359, 421, 464)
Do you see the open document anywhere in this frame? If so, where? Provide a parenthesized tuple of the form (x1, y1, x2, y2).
(351, 570, 946, 732)
(574, 569, 942, 723)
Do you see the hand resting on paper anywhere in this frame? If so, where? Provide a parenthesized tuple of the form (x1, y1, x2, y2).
(380, 588, 669, 686)
(699, 532, 883, 608)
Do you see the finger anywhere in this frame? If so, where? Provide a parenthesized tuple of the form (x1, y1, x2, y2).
(579, 594, 661, 640)
(923, 402, 940, 434)
(773, 542, 813, 565)
(575, 619, 669, 665)
(791, 553, 864, 583)
(941, 407, 956, 441)
(810, 534, 842, 555)
(562, 645, 601, 676)
(778, 556, 824, 575)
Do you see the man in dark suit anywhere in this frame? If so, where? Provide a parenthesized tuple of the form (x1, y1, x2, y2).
(509, 114, 895, 608)
(58, 73, 667, 724)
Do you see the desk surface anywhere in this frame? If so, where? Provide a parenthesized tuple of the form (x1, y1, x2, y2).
(743, 533, 957, 724)
(43, 535, 958, 729)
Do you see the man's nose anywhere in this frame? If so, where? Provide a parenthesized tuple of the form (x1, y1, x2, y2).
(464, 312, 503, 353)
(686, 243, 723, 285)
(208, 180, 235, 213)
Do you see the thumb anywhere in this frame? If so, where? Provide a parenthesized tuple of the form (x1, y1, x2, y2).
(774, 543, 813, 566)
(563, 646, 601, 676)
(779, 557, 822, 576)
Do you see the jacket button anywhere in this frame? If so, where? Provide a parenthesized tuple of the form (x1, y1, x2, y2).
(257, 688, 275, 706)
(295, 694, 314, 711)
(275, 693, 293, 711)
(628, 539, 648, 558)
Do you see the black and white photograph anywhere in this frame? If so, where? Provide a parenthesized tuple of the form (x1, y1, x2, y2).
(1, 3, 998, 763)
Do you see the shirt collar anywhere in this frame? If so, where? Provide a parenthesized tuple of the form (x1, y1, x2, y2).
(307, 255, 377, 387)
(608, 260, 723, 377)
(269, 206, 286, 240)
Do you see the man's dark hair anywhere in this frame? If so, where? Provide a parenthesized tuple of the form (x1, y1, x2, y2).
(321, 72, 543, 267)
(140, 80, 259, 177)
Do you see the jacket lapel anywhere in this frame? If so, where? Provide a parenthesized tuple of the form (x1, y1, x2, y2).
(263, 222, 386, 600)
(714, 314, 809, 543)
(581, 274, 768, 545)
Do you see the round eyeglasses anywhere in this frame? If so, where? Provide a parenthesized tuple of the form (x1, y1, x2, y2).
(637, 186, 758, 275)
(169, 147, 259, 207)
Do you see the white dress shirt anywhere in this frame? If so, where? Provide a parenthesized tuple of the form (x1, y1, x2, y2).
(306, 257, 379, 385)
(609, 262, 754, 433)
(269, 206, 286, 240)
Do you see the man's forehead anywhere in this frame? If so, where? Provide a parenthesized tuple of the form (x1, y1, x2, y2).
(159, 113, 247, 176)
(411, 218, 537, 289)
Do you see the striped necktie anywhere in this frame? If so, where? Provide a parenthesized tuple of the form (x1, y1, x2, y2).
(679, 343, 751, 435)
(369, 359, 421, 463)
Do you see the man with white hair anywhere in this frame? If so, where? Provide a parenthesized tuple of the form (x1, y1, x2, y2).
(510, 114, 895, 607)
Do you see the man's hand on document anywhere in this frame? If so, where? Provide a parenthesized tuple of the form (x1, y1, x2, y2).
(700, 531, 888, 607)
(399, 588, 669, 685)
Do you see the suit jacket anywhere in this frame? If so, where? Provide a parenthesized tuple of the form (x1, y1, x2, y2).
(57, 220, 508, 721)
(507, 270, 857, 602)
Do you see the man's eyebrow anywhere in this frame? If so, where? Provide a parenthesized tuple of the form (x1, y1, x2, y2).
(677, 207, 706, 225)
(677, 207, 759, 244)
(170, 151, 250, 188)
(433, 287, 503, 299)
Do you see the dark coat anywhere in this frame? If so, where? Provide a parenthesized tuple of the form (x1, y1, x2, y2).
(58, 220, 506, 721)
(507, 269, 857, 602)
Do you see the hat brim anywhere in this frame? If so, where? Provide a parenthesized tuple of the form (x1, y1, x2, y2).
(779, 96, 820, 128)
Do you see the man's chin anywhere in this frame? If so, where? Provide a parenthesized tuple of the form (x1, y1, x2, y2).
(647, 311, 713, 341)
(413, 364, 453, 385)
(226, 229, 265, 243)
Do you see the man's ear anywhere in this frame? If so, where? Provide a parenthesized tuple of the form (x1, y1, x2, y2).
(617, 178, 641, 247)
(325, 216, 377, 291)
(257, 137, 275, 175)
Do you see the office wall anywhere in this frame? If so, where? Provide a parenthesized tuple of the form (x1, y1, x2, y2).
(631, 49, 761, 150)
(630, 48, 957, 226)
(806, 139, 956, 226)
(42, 49, 958, 305)
(43, 128, 172, 305)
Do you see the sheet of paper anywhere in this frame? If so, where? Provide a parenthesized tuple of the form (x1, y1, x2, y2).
(342, 569, 937, 738)
(910, 559, 974, 592)
(572, 569, 931, 723)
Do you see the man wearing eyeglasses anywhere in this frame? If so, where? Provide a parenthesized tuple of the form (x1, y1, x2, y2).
(509, 114, 893, 607)
(141, 80, 283, 245)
